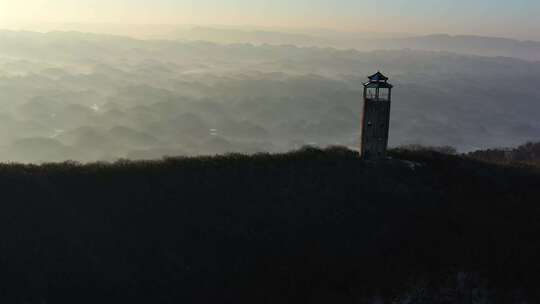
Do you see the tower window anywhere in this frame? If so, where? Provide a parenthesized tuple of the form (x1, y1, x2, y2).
(379, 88, 390, 100)
(366, 88, 377, 99)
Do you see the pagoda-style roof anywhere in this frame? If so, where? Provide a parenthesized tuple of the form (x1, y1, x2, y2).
(368, 71, 388, 82)
(364, 71, 393, 88)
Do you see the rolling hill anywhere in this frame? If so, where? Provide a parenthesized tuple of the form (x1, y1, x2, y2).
(0, 147, 538, 303)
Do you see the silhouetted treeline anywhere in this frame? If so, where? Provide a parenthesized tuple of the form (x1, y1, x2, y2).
(0, 147, 539, 303)
(468, 141, 540, 166)
(396, 144, 458, 155)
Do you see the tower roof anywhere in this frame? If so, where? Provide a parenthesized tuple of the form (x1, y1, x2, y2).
(364, 71, 393, 88)
(368, 71, 389, 82)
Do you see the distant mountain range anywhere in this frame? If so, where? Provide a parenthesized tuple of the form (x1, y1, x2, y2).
(378, 34, 540, 61)
(5, 25, 540, 61)
(174, 28, 540, 61)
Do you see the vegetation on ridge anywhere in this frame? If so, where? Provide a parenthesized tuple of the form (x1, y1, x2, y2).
(0, 146, 538, 303)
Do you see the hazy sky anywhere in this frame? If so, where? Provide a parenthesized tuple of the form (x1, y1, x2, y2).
(1, 0, 539, 40)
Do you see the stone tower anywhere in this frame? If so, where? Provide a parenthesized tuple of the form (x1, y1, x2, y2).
(360, 71, 394, 160)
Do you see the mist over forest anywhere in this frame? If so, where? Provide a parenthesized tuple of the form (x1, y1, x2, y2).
(1, 29, 539, 162)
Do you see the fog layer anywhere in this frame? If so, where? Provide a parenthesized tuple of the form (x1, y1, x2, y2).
(0, 30, 539, 162)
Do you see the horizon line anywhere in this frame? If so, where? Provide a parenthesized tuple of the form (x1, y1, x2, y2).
(1, 23, 539, 43)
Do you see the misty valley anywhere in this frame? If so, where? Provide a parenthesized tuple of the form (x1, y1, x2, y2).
(1, 30, 540, 162)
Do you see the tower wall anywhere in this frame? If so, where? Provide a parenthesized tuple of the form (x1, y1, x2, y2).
(360, 99, 391, 160)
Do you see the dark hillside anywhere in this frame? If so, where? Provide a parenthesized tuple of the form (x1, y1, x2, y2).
(1, 147, 540, 303)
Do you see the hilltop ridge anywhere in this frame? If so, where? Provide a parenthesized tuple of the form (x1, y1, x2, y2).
(0, 147, 539, 303)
